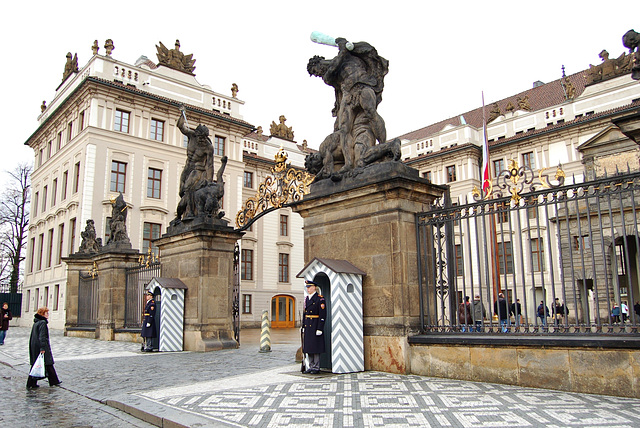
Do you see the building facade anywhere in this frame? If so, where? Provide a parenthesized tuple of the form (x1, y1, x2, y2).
(398, 47, 640, 324)
(23, 41, 308, 330)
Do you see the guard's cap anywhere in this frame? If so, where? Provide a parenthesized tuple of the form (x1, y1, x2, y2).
(146, 290, 154, 296)
(305, 280, 317, 288)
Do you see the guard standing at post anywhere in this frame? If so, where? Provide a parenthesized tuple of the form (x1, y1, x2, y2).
(302, 280, 326, 374)
(141, 291, 157, 352)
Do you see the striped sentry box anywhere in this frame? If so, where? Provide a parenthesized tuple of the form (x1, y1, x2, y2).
(147, 278, 187, 352)
(297, 258, 365, 373)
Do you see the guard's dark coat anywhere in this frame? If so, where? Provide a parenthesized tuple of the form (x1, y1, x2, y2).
(302, 293, 326, 354)
(141, 298, 157, 338)
(29, 313, 54, 366)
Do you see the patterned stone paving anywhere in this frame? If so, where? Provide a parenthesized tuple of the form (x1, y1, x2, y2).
(137, 367, 640, 427)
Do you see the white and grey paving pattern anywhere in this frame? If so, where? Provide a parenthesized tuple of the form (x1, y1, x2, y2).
(1, 325, 640, 427)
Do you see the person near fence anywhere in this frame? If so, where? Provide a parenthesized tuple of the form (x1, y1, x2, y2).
(141, 291, 157, 352)
(302, 280, 326, 374)
(494, 293, 509, 332)
(553, 298, 565, 326)
(621, 301, 629, 323)
(472, 295, 486, 332)
(510, 299, 522, 327)
(458, 296, 473, 332)
(0, 302, 12, 345)
(634, 301, 640, 320)
(27, 307, 61, 389)
(537, 301, 549, 326)
(611, 303, 621, 324)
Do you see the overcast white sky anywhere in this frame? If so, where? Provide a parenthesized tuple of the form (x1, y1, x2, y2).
(0, 1, 636, 182)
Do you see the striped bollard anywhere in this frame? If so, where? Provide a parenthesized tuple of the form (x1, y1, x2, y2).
(259, 310, 271, 353)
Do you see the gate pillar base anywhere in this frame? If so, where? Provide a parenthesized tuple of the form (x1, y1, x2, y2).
(155, 225, 244, 352)
(292, 162, 443, 373)
(62, 255, 96, 333)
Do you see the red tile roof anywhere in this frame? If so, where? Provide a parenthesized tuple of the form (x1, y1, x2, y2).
(395, 70, 589, 142)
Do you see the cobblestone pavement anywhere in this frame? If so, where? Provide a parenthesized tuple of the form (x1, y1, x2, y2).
(2, 326, 640, 427)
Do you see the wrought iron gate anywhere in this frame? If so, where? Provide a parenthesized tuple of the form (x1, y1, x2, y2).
(417, 164, 640, 335)
(125, 262, 161, 328)
(78, 272, 98, 326)
(232, 242, 240, 344)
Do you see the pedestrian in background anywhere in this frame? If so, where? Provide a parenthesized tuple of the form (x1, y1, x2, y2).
(621, 301, 629, 323)
(634, 301, 640, 320)
(141, 291, 157, 352)
(511, 299, 522, 327)
(0, 302, 12, 345)
(494, 293, 509, 332)
(537, 301, 549, 326)
(302, 280, 326, 374)
(472, 295, 486, 332)
(458, 296, 473, 332)
(27, 307, 61, 389)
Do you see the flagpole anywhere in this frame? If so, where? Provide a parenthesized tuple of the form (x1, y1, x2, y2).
(482, 92, 500, 308)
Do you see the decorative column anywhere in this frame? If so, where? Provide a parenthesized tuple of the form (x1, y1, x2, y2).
(292, 163, 443, 373)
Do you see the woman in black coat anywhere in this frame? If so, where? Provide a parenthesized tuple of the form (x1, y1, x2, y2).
(27, 307, 61, 389)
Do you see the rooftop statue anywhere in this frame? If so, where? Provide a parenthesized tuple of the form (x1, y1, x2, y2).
(172, 105, 227, 226)
(156, 39, 196, 75)
(62, 52, 79, 83)
(270, 115, 295, 140)
(306, 32, 400, 181)
(623, 29, 640, 80)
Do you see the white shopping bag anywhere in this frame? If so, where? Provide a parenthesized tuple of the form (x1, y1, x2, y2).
(29, 353, 46, 379)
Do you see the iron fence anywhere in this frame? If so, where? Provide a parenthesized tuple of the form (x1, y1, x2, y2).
(124, 262, 161, 328)
(78, 272, 98, 326)
(417, 166, 640, 335)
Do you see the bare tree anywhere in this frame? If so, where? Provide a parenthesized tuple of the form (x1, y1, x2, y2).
(0, 164, 31, 293)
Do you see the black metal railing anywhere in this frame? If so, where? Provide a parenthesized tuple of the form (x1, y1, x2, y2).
(124, 262, 161, 328)
(417, 167, 640, 335)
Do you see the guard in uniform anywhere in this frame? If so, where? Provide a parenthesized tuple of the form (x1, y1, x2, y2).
(302, 280, 326, 374)
(141, 291, 157, 352)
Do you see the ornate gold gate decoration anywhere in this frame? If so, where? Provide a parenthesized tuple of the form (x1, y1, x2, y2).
(235, 148, 314, 230)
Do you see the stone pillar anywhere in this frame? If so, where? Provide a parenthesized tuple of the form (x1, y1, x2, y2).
(154, 225, 244, 352)
(292, 163, 443, 374)
(62, 255, 95, 337)
(93, 250, 140, 341)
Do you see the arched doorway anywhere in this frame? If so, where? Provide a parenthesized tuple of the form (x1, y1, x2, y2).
(271, 295, 295, 328)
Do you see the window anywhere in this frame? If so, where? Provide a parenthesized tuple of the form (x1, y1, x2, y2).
(79, 111, 85, 131)
(496, 201, 509, 223)
(241, 249, 253, 280)
(493, 159, 505, 177)
(147, 168, 162, 199)
(143, 222, 162, 256)
(497, 241, 514, 275)
(33, 192, 39, 216)
(53, 285, 60, 311)
(150, 118, 164, 141)
(69, 218, 76, 254)
(531, 238, 545, 272)
(242, 294, 252, 314)
(39, 148, 43, 167)
(423, 171, 432, 183)
(280, 215, 288, 236)
(48, 141, 52, 158)
(73, 162, 80, 193)
(46, 228, 54, 268)
(526, 196, 538, 219)
(44, 286, 49, 308)
(26, 290, 31, 312)
(37, 233, 44, 271)
(51, 178, 57, 207)
(29, 237, 35, 273)
(67, 121, 73, 142)
(446, 165, 456, 182)
(61, 171, 68, 200)
(574, 235, 591, 251)
(114, 109, 130, 133)
(455, 244, 464, 276)
(278, 253, 289, 283)
(214, 136, 225, 156)
(42, 186, 48, 213)
(243, 171, 253, 188)
(104, 217, 112, 244)
(110, 161, 127, 193)
(57, 131, 62, 150)
(522, 152, 535, 170)
(57, 223, 64, 264)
